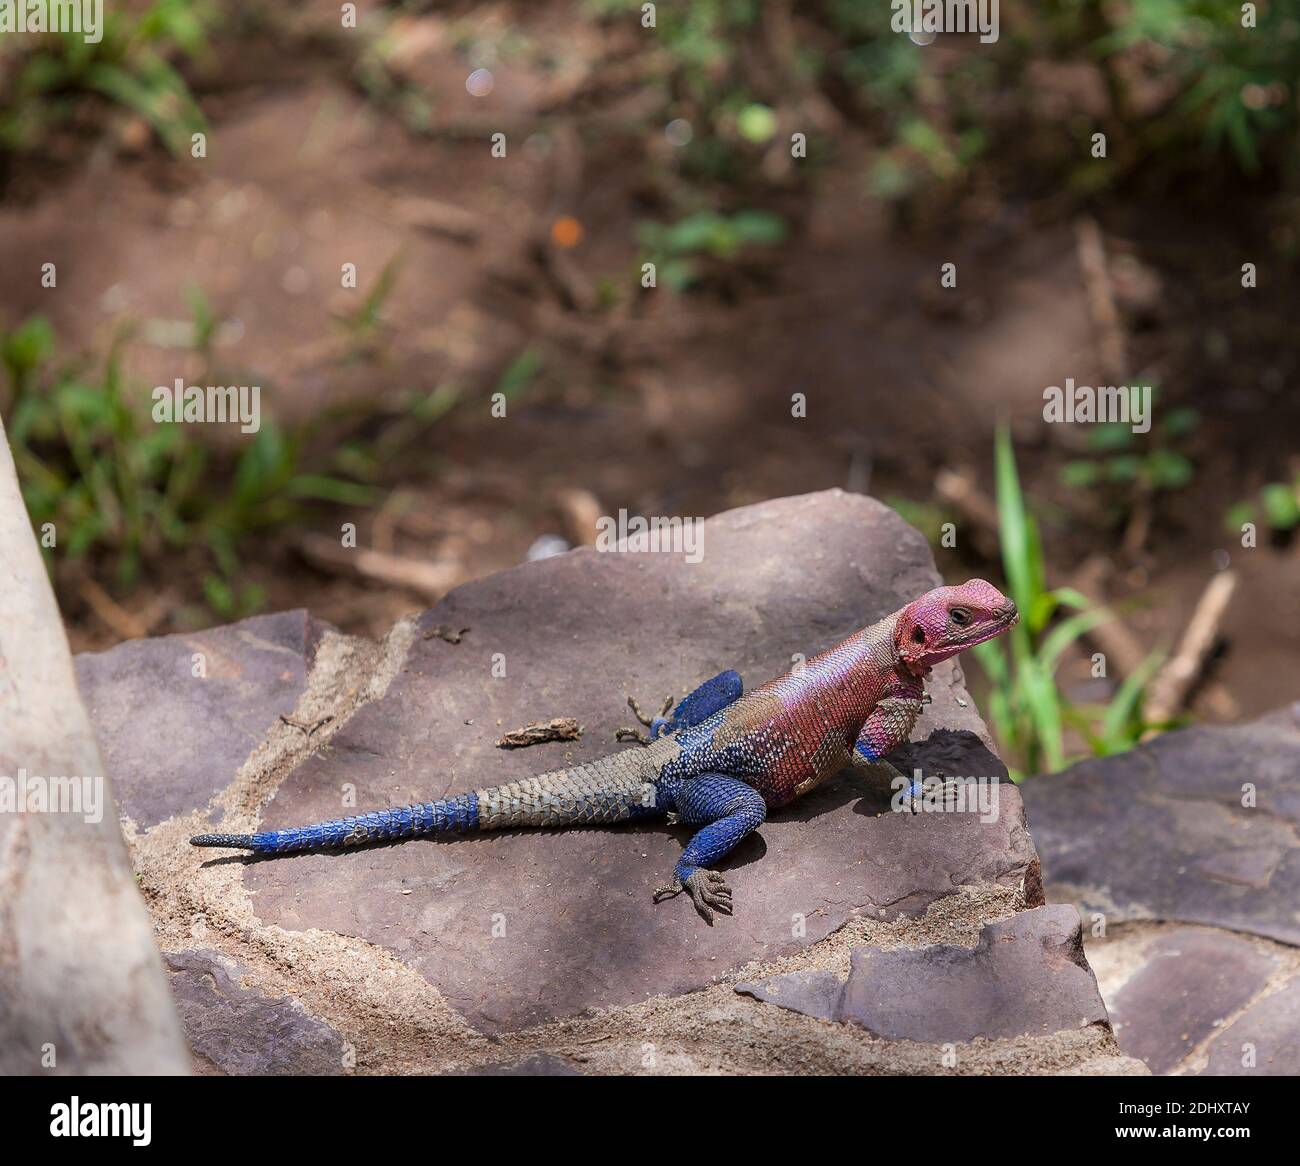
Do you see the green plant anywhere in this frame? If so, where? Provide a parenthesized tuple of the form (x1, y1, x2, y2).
(1224, 476, 1300, 535)
(1090, 0, 1300, 173)
(0, 0, 215, 157)
(0, 315, 377, 609)
(637, 210, 786, 291)
(334, 255, 405, 362)
(1058, 400, 1199, 535)
(972, 425, 1164, 777)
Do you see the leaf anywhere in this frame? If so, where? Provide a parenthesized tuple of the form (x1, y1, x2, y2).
(1020, 653, 1065, 772)
(1060, 460, 1101, 488)
(728, 210, 786, 245)
(1260, 482, 1300, 529)
(1162, 407, 1200, 437)
(202, 573, 235, 617)
(1104, 455, 1142, 482)
(1087, 423, 1134, 453)
(1143, 449, 1194, 491)
(1039, 608, 1109, 673)
(1100, 649, 1166, 750)
(1223, 500, 1255, 533)
(496, 349, 542, 400)
(993, 424, 1035, 619)
(2, 315, 55, 382)
(286, 475, 382, 506)
(736, 103, 777, 144)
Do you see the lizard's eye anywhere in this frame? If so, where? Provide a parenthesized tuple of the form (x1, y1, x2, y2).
(950, 607, 972, 626)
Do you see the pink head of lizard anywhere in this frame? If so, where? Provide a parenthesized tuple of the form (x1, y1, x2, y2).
(894, 578, 1019, 675)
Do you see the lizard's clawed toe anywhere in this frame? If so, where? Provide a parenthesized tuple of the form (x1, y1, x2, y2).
(684, 869, 733, 923)
(652, 879, 683, 903)
(651, 870, 734, 923)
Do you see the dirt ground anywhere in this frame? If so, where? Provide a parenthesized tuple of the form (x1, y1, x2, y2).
(1, 3, 1297, 736)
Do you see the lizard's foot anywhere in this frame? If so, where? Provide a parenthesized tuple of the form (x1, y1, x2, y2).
(902, 773, 967, 812)
(652, 869, 733, 924)
(628, 693, 674, 727)
(620, 693, 674, 742)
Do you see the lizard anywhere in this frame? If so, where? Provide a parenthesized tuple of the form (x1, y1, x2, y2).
(192, 579, 1018, 922)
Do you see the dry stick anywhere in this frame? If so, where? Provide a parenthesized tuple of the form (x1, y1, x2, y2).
(1074, 216, 1128, 384)
(1075, 217, 1155, 560)
(388, 195, 483, 243)
(935, 468, 1001, 560)
(1068, 555, 1150, 681)
(297, 534, 462, 602)
(555, 487, 603, 547)
(1142, 571, 1238, 733)
(78, 576, 149, 641)
(496, 718, 583, 749)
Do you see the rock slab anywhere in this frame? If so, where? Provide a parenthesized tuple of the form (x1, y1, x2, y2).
(165, 950, 347, 1076)
(737, 905, 1108, 1043)
(241, 492, 1032, 1032)
(1022, 707, 1300, 946)
(82, 491, 1056, 1048)
(1024, 705, 1300, 1074)
(1106, 928, 1278, 1074)
(76, 610, 324, 829)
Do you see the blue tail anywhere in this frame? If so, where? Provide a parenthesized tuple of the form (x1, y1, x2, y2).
(190, 792, 479, 855)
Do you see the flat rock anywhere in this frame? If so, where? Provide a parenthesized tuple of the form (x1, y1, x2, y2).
(1106, 928, 1278, 1074)
(735, 969, 843, 1022)
(82, 491, 1044, 1041)
(164, 950, 347, 1076)
(76, 611, 325, 828)
(242, 492, 1033, 1032)
(1021, 707, 1300, 946)
(1197, 977, 1300, 1076)
(738, 906, 1107, 1043)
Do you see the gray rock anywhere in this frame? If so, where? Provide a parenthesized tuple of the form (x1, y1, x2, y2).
(736, 969, 844, 1022)
(242, 493, 1034, 1033)
(165, 950, 347, 1075)
(1106, 928, 1278, 1074)
(1022, 709, 1300, 946)
(76, 611, 325, 828)
(80, 491, 1046, 1042)
(1198, 977, 1300, 1076)
(738, 906, 1107, 1043)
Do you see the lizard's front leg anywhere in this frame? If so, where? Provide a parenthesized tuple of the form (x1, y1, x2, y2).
(652, 773, 765, 924)
(851, 695, 925, 809)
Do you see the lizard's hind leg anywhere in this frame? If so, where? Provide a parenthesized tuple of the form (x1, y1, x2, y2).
(652, 773, 765, 924)
(619, 670, 744, 743)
